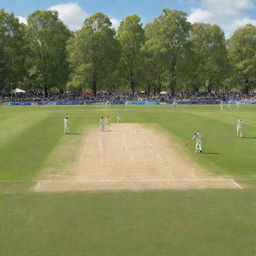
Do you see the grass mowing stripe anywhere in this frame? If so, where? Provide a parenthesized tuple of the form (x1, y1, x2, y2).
(0, 115, 63, 181)
(1, 191, 256, 256)
(0, 111, 48, 147)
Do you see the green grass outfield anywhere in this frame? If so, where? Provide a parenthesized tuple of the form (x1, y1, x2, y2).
(1, 105, 256, 255)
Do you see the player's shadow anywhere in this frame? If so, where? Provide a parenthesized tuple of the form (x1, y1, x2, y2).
(244, 136, 256, 139)
(66, 132, 82, 135)
(202, 152, 221, 155)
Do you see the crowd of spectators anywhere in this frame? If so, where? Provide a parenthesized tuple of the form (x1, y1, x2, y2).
(1, 90, 256, 105)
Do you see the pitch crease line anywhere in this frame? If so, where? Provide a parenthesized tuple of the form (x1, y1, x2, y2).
(231, 179, 243, 189)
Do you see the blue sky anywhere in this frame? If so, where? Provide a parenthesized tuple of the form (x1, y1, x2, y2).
(0, 0, 190, 20)
(0, 0, 256, 36)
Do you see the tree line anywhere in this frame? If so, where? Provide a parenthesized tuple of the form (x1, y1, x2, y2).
(1, 8, 256, 96)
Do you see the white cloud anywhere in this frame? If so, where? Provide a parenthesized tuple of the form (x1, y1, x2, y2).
(48, 3, 88, 31)
(110, 18, 121, 30)
(17, 16, 27, 25)
(16, 3, 120, 32)
(232, 17, 256, 31)
(188, 0, 256, 36)
(188, 8, 213, 23)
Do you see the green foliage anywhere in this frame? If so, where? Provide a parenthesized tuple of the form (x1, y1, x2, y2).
(145, 9, 192, 93)
(26, 10, 71, 95)
(2, 8, 256, 94)
(0, 9, 26, 91)
(228, 24, 256, 93)
(67, 13, 120, 96)
(117, 15, 145, 94)
(191, 23, 229, 92)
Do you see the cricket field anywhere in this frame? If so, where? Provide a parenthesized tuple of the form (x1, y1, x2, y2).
(1, 105, 256, 256)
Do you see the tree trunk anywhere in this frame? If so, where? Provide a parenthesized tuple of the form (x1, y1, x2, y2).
(131, 79, 135, 95)
(92, 79, 97, 97)
(147, 83, 152, 94)
(43, 86, 48, 98)
(169, 79, 176, 95)
(244, 79, 249, 94)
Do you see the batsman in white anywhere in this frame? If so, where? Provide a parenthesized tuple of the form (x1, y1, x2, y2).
(64, 116, 69, 134)
(185, 132, 202, 154)
(116, 112, 121, 123)
(99, 117, 105, 132)
(237, 119, 243, 138)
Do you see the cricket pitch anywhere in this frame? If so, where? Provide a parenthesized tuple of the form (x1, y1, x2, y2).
(35, 123, 242, 191)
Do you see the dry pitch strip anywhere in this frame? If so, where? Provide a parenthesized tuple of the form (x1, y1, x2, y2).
(35, 123, 242, 191)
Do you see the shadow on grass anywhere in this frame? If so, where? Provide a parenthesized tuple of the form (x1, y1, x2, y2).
(202, 152, 221, 155)
(243, 136, 256, 139)
(66, 132, 82, 136)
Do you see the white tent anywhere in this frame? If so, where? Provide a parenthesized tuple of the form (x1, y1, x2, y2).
(14, 88, 26, 93)
(160, 91, 167, 95)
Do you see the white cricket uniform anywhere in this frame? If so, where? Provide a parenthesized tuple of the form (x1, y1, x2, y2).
(172, 102, 176, 111)
(237, 119, 243, 137)
(99, 118, 104, 132)
(192, 133, 202, 153)
(64, 118, 69, 134)
(105, 117, 109, 130)
(116, 112, 120, 123)
(228, 101, 232, 110)
(236, 101, 240, 110)
(220, 101, 223, 111)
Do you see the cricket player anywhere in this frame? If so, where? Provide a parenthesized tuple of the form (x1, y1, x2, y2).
(236, 101, 240, 110)
(185, 132, 202, 154)
(228, 100, 232, 110)
(64, 116, 69, 134)
(99, 117, 105, 132)
(116, 112, 121, 123)
(105, 116, 110, 130)
(220, 100, 223, 111)
(172, 100, 177, 111)
(237, 119, 243, 138)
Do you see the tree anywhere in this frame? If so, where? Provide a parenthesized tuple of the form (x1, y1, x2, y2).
(68, 13, 119, 96)
(143, 23, 165, 94)
(228, 24, 256, 93)
(191, 23, 229, 92)
(26, 10, 71, 96)
(117, 15, 145, 94)
(146, 9, 192, 94)
(0, 9, 26, 92)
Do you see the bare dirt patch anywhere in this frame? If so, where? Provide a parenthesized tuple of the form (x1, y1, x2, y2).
(35, 123, 242, 191)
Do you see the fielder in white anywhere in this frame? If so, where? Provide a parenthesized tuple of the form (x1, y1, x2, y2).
(237, 119, 243, 138)
(185, 132, 202, 154)
(64, 116, 69, 134)
(116, 112, 121, 123)
(220, 100, 223, 111)
(99, 117, 105, 132)
(228, 101, 233, 110)
(105, 116, 110, 130)
(236, 101, 240, 110)
(172, 100, 177, 111)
